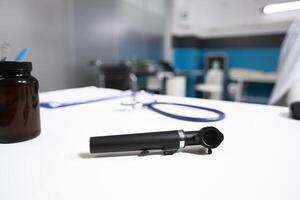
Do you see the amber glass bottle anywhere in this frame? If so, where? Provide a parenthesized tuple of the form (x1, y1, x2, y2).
(0, 62, 40, 143)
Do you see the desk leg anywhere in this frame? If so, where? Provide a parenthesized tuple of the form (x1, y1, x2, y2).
(235, 81, 244, 102)
(98, 71, 105, 88)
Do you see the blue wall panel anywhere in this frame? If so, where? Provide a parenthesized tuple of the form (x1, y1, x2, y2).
(173, 47, 281, 99)
(173, 48, 204, 97)
(203, 48, 280, 72)
(174, 48, 201, 69)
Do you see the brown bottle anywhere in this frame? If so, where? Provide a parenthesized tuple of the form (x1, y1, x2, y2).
(0, 62, 41, 143)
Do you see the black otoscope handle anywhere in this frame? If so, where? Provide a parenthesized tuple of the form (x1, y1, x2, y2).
(90, 130, 180, 155)
(90, 127, 224, 156)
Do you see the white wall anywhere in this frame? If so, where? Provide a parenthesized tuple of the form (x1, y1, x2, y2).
(0, 0, 170, 91)
(73, 0, 168, 86)
(163, 0, 174, 62)
(173, 0, 300, 37)
(0, 0, 77, 91)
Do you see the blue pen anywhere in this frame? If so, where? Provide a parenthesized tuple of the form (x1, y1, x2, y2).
(15, 48, 29, 62)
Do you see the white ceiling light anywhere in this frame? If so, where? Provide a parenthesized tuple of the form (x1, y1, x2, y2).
(263, 1, 300, 14)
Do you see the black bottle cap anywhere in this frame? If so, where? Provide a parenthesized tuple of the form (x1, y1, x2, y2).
(0, 61, 32, 72)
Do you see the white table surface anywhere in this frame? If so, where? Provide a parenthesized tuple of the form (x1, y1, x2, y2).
(1, 87, 300, 200)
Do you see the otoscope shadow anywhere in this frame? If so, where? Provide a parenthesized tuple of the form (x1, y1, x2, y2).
(279, 112, 294, 120)
(181, 145, 210, 155)
(78, 145, 209, 159)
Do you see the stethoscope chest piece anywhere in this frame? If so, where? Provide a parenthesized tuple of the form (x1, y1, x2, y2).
(121, 91, 225, 122)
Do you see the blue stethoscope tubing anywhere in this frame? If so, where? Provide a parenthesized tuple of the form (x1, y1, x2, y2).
(40, 92, 225, 122)
(145, 101, 225, 122)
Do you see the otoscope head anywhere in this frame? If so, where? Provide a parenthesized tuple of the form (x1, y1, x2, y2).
(197, 127, 224, 149)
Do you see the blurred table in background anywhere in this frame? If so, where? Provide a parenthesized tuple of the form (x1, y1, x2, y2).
(228, 68, 277, 103)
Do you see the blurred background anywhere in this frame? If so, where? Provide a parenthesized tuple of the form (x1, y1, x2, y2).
(1, 0, 300, 105)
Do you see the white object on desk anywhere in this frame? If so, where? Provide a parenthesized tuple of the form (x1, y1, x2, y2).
(39, 86, 123, 104)
(146, 72, 187, 96)
(1, 87, 300, 200)
(165, 75, 186, 96)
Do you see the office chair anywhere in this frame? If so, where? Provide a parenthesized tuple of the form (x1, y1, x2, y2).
(97, 63, 137, 91)
(195, 54, 227, 100)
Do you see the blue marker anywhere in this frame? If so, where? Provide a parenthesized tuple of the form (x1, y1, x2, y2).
(15, 48, 29, 62)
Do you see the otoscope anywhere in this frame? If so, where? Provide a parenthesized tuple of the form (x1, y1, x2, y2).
(90, 127, 224, 156)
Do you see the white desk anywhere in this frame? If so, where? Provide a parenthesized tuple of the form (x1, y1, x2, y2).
(1, 87, 300, 200)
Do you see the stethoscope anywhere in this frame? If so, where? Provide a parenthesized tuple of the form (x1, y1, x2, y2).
(40, 91, 225, 122)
